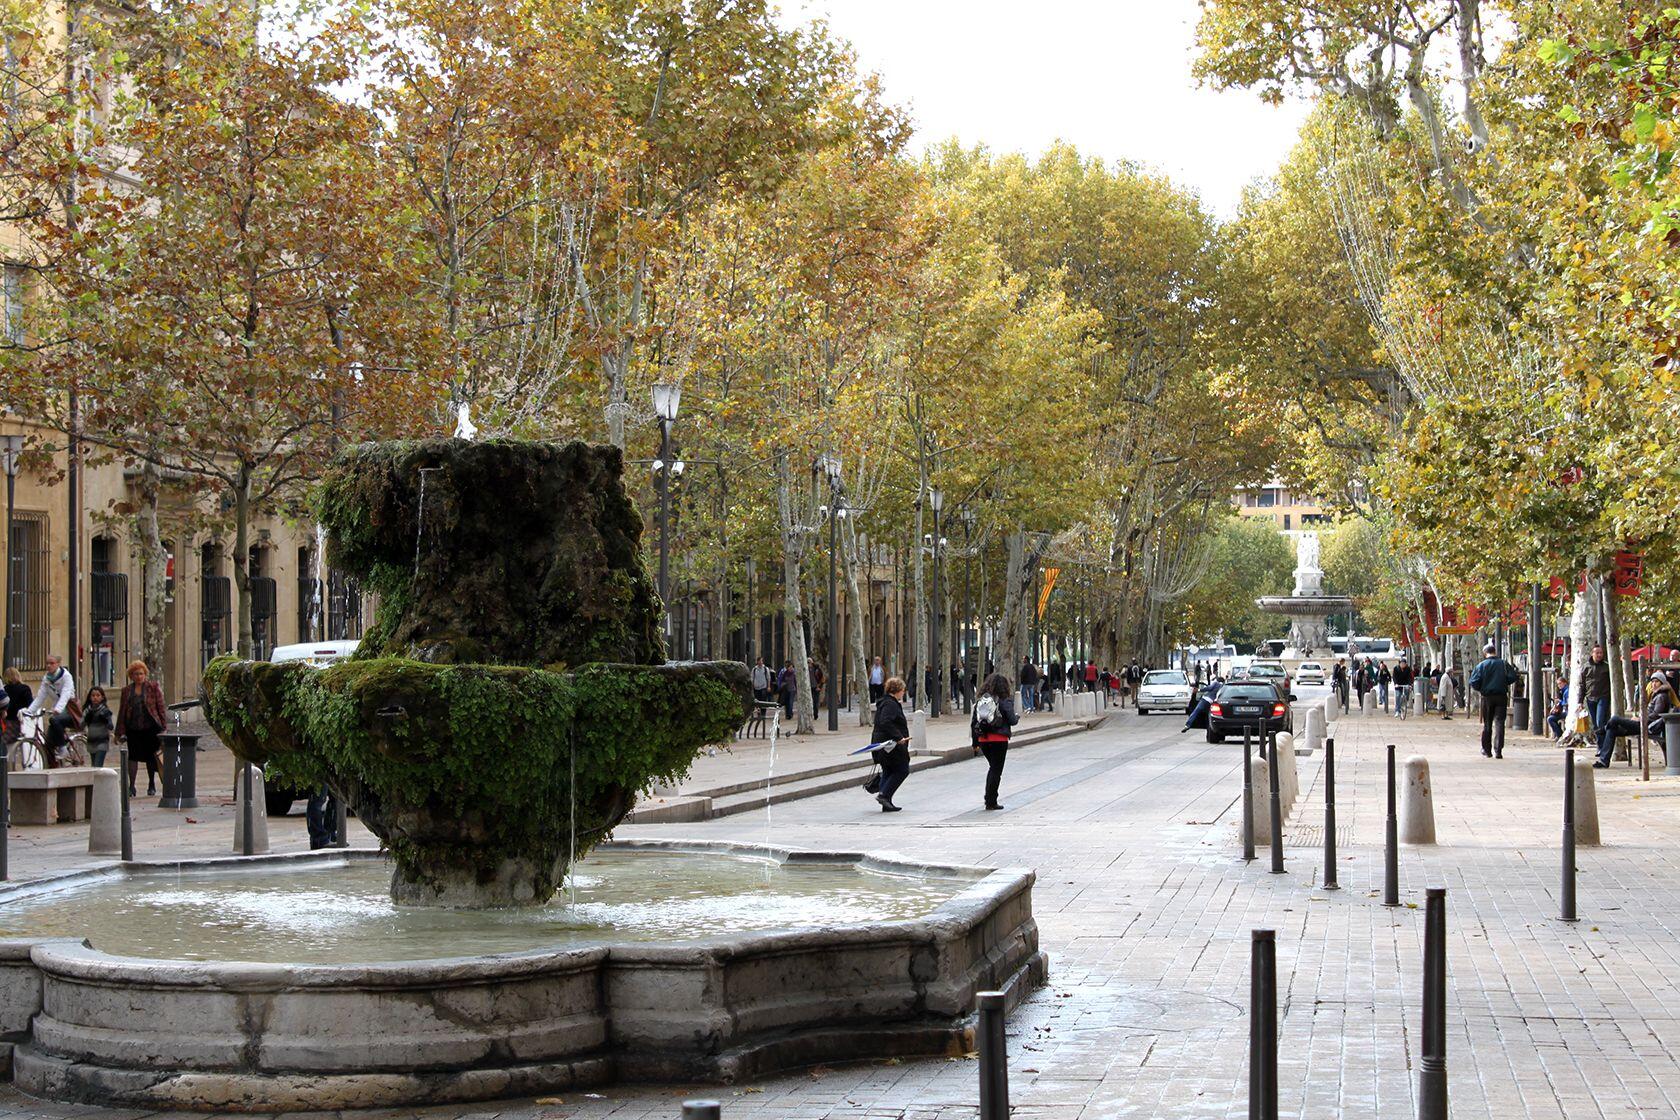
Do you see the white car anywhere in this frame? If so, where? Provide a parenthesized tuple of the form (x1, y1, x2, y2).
(1295, 661, 1326, 685)
(1136, 669, 1193, 715)
(270, 639, 361, 668)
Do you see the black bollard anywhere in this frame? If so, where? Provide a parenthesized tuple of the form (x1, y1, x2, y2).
(1384, 744, 1400, 906)
(1418, 887, 1448, 1120)
(118, 743, 133, 862)
(1242, 726, 1256, 862)
(1562, 748, 1577, 923)
(977, 990, 1010, 1120)
(1267, 730, 1285, 874)
(1323, 737, 1338, 891)
(1248, 929, 1278, 1120)
(680, 1102, 722, 1120)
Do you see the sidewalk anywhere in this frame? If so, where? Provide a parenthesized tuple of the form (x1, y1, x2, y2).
(628, 700, 1110, 822)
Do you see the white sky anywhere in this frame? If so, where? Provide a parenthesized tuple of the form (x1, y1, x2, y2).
(777, 0, 1313, 217)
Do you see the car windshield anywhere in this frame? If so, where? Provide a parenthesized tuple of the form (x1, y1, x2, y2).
(1144, 671, 1186, 686)
(1219, 684, 1280, 701)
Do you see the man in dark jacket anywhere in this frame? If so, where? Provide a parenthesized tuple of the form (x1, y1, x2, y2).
(1582, 646, 1612, 733)
(1469, 642, 1521, 758)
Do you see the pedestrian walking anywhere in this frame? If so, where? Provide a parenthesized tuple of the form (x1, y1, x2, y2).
(81, 686, 114, 767)
(115, 660, 166, 797)
(1468, 642, 1520, 758)
(869, 677, 912, 812)
(972, 672, 1020, 810)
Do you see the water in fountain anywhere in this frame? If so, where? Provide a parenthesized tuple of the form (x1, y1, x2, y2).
(0, 849, 967, 964)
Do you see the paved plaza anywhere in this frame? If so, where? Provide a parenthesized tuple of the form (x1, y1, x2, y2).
(3, 696, 1678, 1119)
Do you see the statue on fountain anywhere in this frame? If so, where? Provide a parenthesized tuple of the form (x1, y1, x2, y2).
(202, 439, 752, 907)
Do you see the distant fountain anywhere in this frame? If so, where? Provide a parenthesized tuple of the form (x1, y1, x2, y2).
(1255, 532, 1354, 658)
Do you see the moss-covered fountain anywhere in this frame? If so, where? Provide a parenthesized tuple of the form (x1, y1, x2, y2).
(0, 438, 1046, 1111)
(202, 438, 751, 907)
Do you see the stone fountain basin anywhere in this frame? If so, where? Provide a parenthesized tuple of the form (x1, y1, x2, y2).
(0, 840, 1046, 1112)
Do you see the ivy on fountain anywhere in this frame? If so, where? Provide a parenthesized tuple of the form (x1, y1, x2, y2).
(203, 437, 753, 907)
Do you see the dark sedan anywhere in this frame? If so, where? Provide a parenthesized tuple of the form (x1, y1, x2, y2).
(1206, 682, 1293, 743)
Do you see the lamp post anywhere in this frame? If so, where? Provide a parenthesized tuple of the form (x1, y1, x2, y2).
(819, 452, 842, 732)
(929, 488, 943, 718)
(0, 434, 21, 669)
(961, 508, 975, 713)
(651, 384, 681, 644)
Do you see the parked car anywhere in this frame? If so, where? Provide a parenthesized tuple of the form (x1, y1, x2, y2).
(1207, 682, 1294, 743)
(1295, 661, 1326, 686)
(264, 639, 361, 814)
(1136, 669, 1193, 715)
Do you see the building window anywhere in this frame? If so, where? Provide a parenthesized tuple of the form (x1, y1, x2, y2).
(7, 511, 47, 669)
(90, 535, 128, 687)
(3, 264, 26, 345)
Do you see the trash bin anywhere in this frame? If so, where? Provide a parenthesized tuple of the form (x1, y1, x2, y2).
(159, 732, 200, 809)
(1664, 713, 1680, 778)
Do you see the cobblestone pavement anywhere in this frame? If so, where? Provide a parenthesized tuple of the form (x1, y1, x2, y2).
(4, 696, 1678, 1119)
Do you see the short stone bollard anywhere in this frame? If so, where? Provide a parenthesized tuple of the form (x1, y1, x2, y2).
(1273, 732, 1298, 810)
(1400, 756, 1436, 844)
(1304, 706, 1324, 754)
(1572, 756, 1601, 846)
(1247, 757, 1272, 847)
(232, 766, 271, 855)
(910, 709, 928, 752)
(87, 769, 122, 856)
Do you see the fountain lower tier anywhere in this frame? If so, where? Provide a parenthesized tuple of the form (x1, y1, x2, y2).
(0, 842, 1046, 1112)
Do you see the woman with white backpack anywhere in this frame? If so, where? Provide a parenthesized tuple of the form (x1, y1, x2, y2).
(972, 673, 1020, 811)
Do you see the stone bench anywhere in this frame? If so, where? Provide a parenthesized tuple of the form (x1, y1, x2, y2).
(8, 767, 100, 825)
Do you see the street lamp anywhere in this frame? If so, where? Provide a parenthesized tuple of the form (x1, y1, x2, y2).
(651, 384, 681, 643)
(928, 487, 944, 718)
(818, 452, 842, 731)
(0, 434, 21, 670)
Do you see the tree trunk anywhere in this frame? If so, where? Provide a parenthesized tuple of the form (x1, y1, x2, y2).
(135, 459, 169, 681)
(231, 465, 253, 660)
(843, 518, 871, 727)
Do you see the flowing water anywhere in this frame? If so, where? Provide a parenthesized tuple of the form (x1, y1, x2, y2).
(0, 849, 967, 965)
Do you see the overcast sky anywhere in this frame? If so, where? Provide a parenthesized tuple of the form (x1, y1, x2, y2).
(777, 0, 1313, 217)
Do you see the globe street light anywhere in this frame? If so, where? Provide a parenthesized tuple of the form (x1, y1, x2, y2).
(651, 384, 681, 643)
(0, 434, 22, 669)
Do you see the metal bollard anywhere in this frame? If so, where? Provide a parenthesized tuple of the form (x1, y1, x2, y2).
(240, 763, 255, 857)
(118, 743, 133, 862)
(1267, 730, 1284, 874)
(1384, 745, 1400, 906)
(1248, 929, 1278, 1120)
(1561, 748, 1577, 923)
(977, 990, 1010, 1120)
(681, 1101, 722, 1120)
(1418, 887, 1448, 1120)
(1323, 738, 1338, 890)
(1242, 726, 1256, 862)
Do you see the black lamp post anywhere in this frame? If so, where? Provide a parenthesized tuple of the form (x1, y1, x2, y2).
(928, 487, 943, 718)
(651, 383, 682, 644)
(0, 434, 21, 669)
(818, 452, 842, 732)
